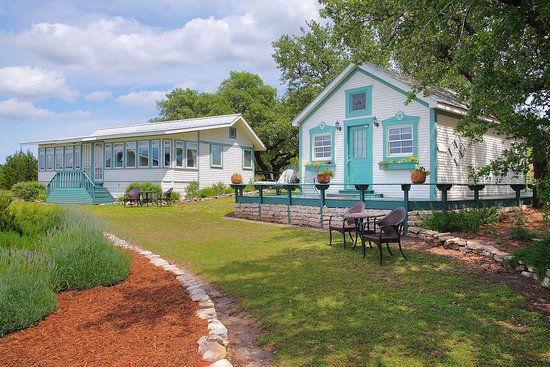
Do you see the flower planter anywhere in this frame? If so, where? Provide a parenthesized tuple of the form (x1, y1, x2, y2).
(231, 175, 243, 184)
(317, 173, 331, 184)
(410, 171, 427, 184)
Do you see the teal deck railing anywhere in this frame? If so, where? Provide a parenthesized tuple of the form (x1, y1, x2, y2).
(47, 170, 96, 197)
(229, 182, 533, 232)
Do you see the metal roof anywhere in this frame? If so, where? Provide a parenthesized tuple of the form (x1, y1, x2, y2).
(21, 114, 266, 150)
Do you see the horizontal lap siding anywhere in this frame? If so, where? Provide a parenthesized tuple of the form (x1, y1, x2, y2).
(38, 171, 56, 185)
(301, 69, 431, 199)
(436, 113, 519, 199)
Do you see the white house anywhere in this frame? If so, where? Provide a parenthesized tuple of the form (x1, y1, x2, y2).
(23, 114, 265, 204)
(293, 63, 521, 200)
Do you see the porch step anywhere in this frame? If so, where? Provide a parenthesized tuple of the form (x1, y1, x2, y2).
(92, 187, 115, 204)
(47, 188, 93, 205)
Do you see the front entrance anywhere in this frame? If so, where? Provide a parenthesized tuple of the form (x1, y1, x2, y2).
(345, 118, 373, 187)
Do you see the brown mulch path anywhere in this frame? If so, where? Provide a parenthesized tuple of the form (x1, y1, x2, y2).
(0, 252, 208, 367)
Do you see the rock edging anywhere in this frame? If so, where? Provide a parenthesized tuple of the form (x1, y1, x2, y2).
(407, 227, 550, 289)
(105, 233, 233, 366)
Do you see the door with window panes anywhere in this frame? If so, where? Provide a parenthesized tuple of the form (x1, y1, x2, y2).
(347, 125, 371, 186)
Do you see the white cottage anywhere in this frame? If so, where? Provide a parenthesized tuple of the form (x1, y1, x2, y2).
(24, 114, 265, 204)
(294, 63, 519, 200)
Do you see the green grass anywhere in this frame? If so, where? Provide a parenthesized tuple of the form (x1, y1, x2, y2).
(92, 199, 550, 367)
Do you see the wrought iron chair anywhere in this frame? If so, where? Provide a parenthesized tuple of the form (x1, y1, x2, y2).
(123, 188, 142, 207)
(360, 207, 408, 265)
(329, 202, 365, 248)
(158, 188, 173, 206)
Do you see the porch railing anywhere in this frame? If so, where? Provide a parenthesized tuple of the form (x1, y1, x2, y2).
(47, 170, 96, 197)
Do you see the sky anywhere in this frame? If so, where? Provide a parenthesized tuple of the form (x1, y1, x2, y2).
(0, 0, 322, 162)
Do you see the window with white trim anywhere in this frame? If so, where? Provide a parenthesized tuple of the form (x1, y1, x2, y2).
(64, 146, 73, 169)
(211, 144, 222, 167)
(186, 142, 198, 168)
(163, 140, 172, 167)
(243, 149, 253, 169)
(114, 143, 124, 168)
(38, 149, 45, 171)
(104, 144, 112, 169)
(175, 140, 184, 167)
(55, 148, 63, 170)
(312, 134, 332, 160)
(151, 140, 160, 167)
(138, 141, 149, 167)
(126, 142, 136, 168)
(74, 146, 81, 169)
(46, 148, 54, 170)
(387, 125, 413, 156)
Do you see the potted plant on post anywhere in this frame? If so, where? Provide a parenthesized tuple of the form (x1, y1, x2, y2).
(410, 166, 430, 184)
(231, 173, 243, 184)
(317, 168, 334, 184)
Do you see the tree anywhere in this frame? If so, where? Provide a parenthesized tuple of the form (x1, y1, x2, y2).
(153, 72, 298, 174)
(314, 0, 549, 206)
(0, 150, 38, 189)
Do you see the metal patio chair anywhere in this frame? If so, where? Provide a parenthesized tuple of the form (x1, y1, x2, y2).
(123, 188, 142, 207)
(329, 202, 365, 248)
(158, 188, 173, 206)
(360, 207, 408, 265)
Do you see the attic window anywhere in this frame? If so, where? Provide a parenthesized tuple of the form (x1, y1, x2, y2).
(345, 86, 372, 118)
(351, 92, 366, 111)
(229, 127, 237, 139)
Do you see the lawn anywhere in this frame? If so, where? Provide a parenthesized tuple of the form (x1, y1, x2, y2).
(91, 199, 550, 367)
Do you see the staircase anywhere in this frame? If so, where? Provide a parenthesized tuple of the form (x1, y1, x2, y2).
(46, 170, 114, 205)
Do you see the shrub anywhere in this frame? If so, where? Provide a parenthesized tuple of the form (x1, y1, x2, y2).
(124, 182, 162, 195)
(422, 207, 501, 233)
(12, 205, 64, 237)
(125, 182, 143, 192)
(244, 179, 255, 193)
(0, 248, 57, 337)
(0, 231, 38, 250)
(0, 196, 16, 233)
(170, 191, 181, 201)
(509, 226, 539, 241)
(509, 238, 550, 280)
(11, 182, 46, 202)
(211, 182, 231, 195)
(185, 181, 200, 199)
(198, 187, 217, 198)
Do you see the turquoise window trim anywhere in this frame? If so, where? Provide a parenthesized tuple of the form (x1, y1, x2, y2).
(64, 146, 74, 170)
(104, 143, 112, 170)
(113, 142, 124, 169)
(308, 123, 336, 162)
(125, 141, 136, 168)
(74, 145, 82, 170)
(54, 147, 64, 171)
(151, 139, 160, 168)
(38, 148, 45, 171)
(45, 147, 54, 171)
(381, 114, 419, 166)
(137, 140, 150, 168)
(210, 143, 223, 169)
(429, 109, 438, 199)
(345, 85, 372, 118)
(198, 140, 234, 148)
(185, 141, 199, 170)
(175, 140, 185, 168)
(242, 148, 254, 170)
(343, 117, 374, 185)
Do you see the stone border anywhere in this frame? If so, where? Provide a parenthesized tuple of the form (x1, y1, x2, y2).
(407, 227, 550, 289)
(105, 233, 233, 366)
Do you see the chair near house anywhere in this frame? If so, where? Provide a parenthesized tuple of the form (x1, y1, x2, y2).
(158, 188, 173, 206)
(329, 202, 365, 248)
(123, 188, 142, 207)
(360, 207, 408, 265)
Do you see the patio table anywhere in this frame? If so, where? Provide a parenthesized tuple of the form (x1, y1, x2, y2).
(344, 212, 385, 253)
(142, 191, 157, 207)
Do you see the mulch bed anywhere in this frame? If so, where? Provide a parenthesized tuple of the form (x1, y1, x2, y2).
(0, 251, 208, 367)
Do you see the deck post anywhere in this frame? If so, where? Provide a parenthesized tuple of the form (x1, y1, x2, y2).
(354, 184, 369, 203)
(401, 184, 411, 235)
(510, 184, 526, 206)
(286, 185, 292, 224)
(467, 184, 485, 207)
(315, 184, 329, 229)
(436, 184, 453, 212)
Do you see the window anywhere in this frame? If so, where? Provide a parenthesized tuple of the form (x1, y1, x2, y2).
(55, 147, 63, 170)
(312, 134, 332, 160)
(186, 142, 198, 168)
(74, 146, 81, 169)
(229, 127, 237, 139)
(175, 141, 184, 167)
(151, 140, 160, 167)
(64, 146, 74, 169)
(38, 149, 45, 171)
(114, 143, 124, 168)
(104, 144, 112, 169)
(211, 144, 222, 167)
(243, 149, 253, 169)
(126, 142, 136, 167)
(351, 92, 366, 111)
(387, 125, 413, 156)
(46, 148, 54, 170)
(138, 141, 149, 167)
(345, 86, 372, 118)
(163, 140, 172, 167)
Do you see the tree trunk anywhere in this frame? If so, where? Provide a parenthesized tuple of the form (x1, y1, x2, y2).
(532, 158, 548, 208)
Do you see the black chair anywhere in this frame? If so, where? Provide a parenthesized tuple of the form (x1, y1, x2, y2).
(123, 188, 142, 207)
(158, 188, 173, 206)
(328, 202, 365, 248)
(360, 207, 408, 265)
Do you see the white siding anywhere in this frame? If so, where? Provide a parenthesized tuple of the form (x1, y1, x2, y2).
(300, 69, 431, 199)
(38, 171, 56, 185)
(436, 113, 519, 199)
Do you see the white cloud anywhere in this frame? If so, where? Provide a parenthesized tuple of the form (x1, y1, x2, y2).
(85, 90, 112, 101)
(115, 90, 167, 110)
(0, 98, 90, 122)
(0, 66, 79, 102)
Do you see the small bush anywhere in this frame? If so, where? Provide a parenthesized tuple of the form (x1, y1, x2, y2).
(124, 182, 162, 195)
(0, 231, 38, 250)
(211, 182, 231, 195)
(0, 248, 57, 337)
(244, 179, 255, 193)
(11, 182, 46, 202)
(185, 181, 200, 199)
(198, 187, 217, 198)
(170, 191, 181, 201)
(509, 238, 550, 280)
(509, 226, 538, 241)
(13, 205, 64, 237)
(422, 207, 501, 233)
(0, 196, 16, 233)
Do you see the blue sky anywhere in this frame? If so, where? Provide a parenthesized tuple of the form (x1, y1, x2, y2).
(0, 0, 321, 162)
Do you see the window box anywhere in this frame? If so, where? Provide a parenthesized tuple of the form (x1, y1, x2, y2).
(379, 162, 417, 170)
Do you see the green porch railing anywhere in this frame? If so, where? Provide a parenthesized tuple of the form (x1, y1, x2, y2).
(47, 170, 96, 197)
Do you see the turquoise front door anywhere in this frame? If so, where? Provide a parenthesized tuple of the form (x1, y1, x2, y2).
(346, 122, 372, 186)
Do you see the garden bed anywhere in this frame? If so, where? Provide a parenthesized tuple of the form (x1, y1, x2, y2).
(0, 252, 207, 367)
